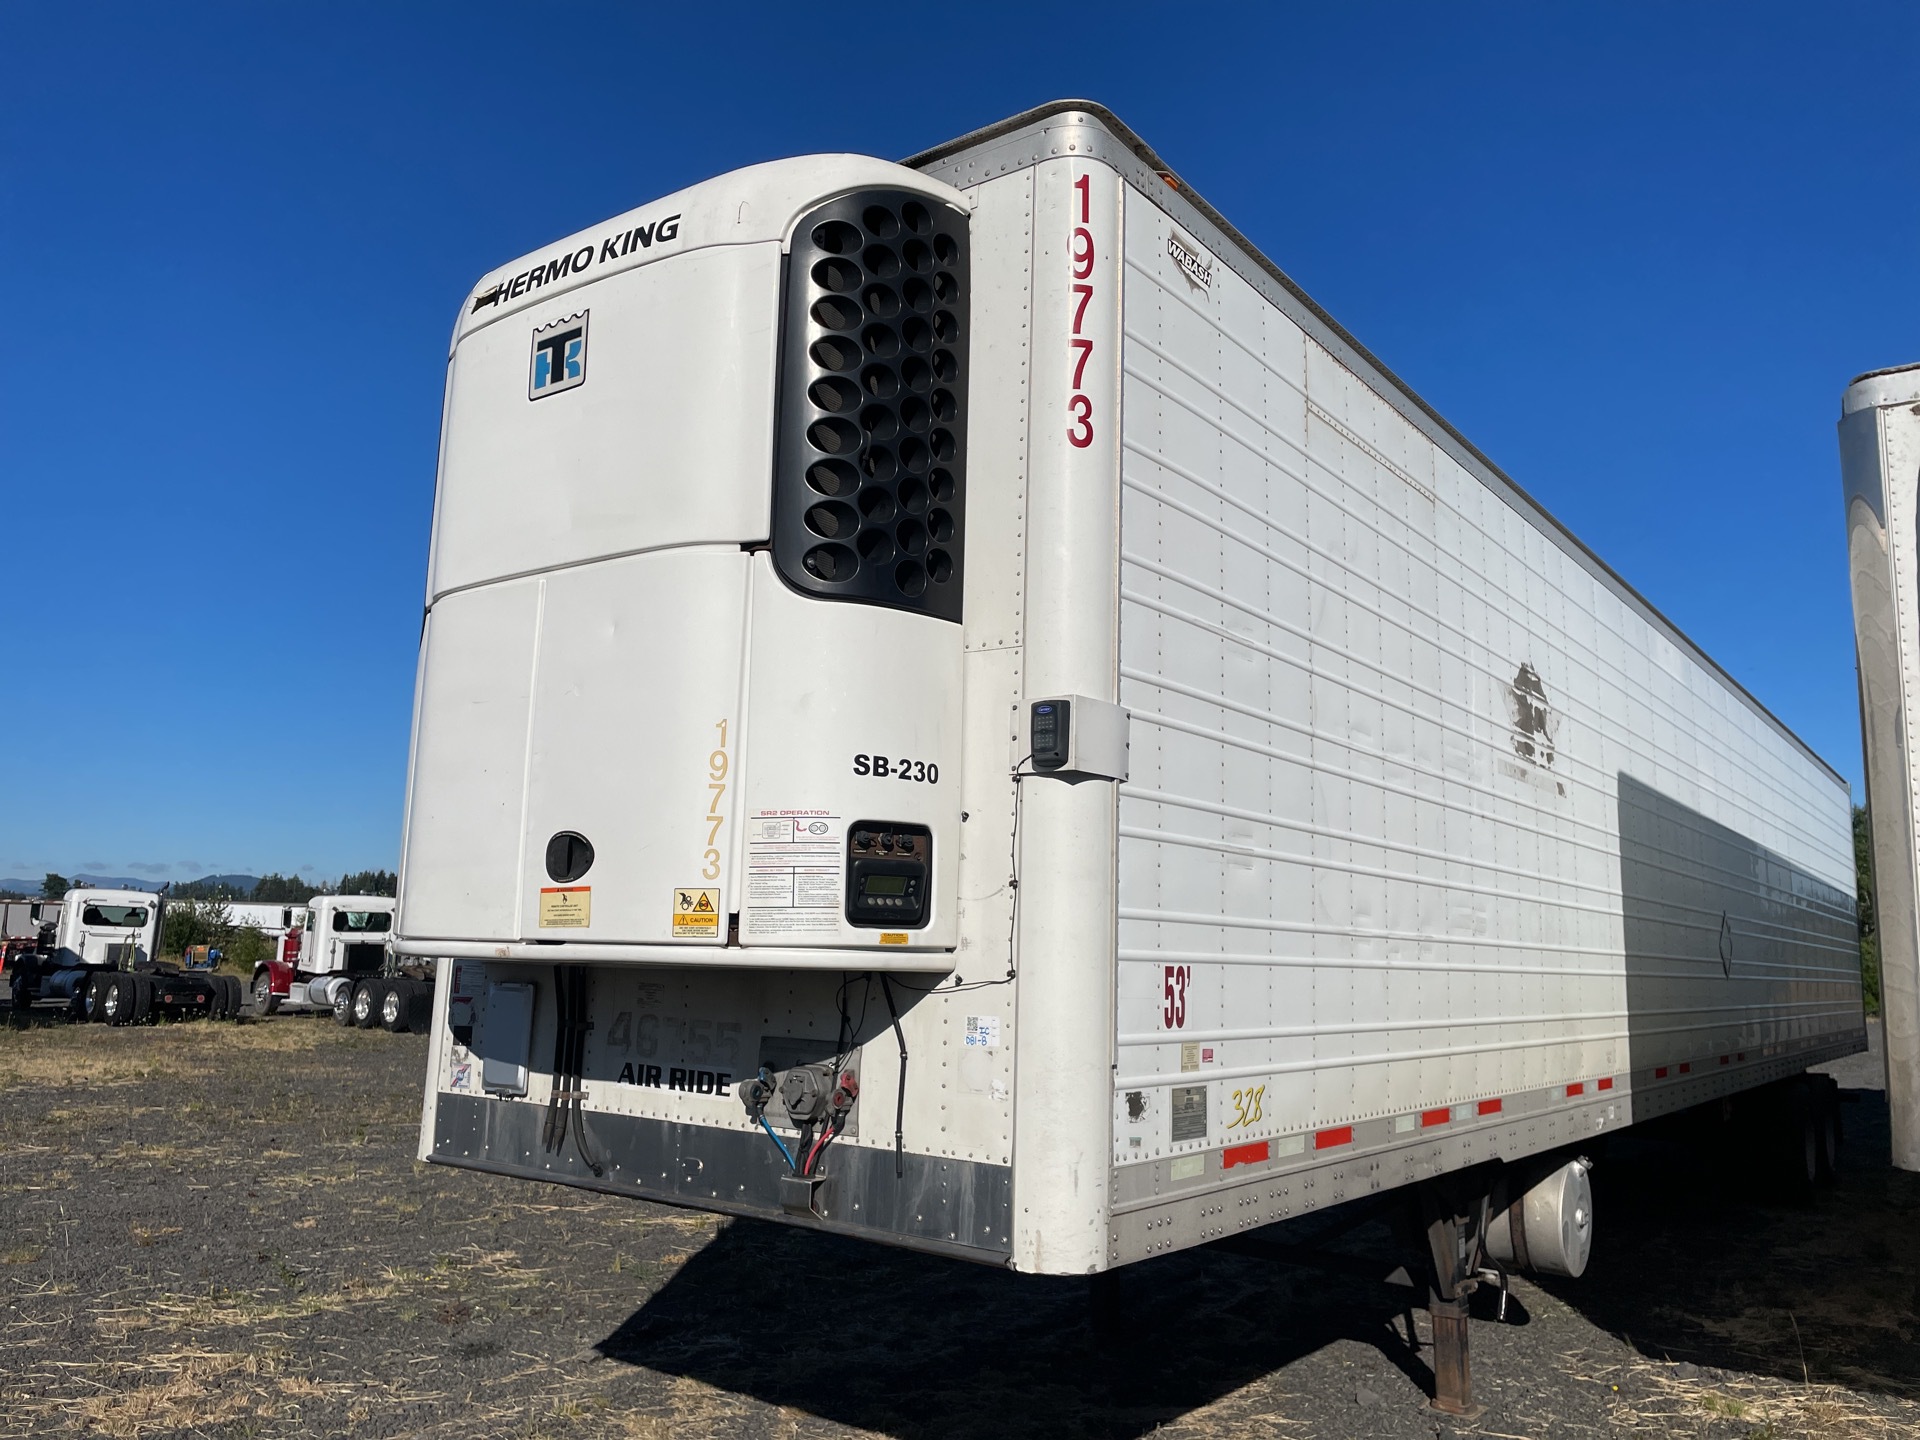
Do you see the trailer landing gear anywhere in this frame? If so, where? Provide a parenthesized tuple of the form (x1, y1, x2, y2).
(1421, 1176, 1489, 1420)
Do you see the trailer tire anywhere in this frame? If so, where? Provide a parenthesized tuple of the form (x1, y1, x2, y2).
(216, 975, 243, 1020)
(351, 981, 380, 1029)
(1815, 1082, 1842, 1183)
(100, 972, 136, 1026)
(251, 969, 280, 1017)
(380, 980, 412, 1033)
(1782, 1081, 1819, 1204)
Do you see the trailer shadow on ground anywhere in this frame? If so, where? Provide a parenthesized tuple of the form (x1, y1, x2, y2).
(598, 1214, 1449, 1440)
(1544, 1084, 1920, 1400)
(601, 1086, 1920, 1439)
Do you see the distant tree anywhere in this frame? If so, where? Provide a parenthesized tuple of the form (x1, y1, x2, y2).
(222, 925, 273, 973)
(1856, 805, 1881, 1017)
(251, 873, 317, 903)
(161, 898, 234, 960)
(41, 872, 70, 898)
(336, 869, 397, 898)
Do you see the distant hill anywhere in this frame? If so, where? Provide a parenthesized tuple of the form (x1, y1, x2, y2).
(0, 874, 154, 895)
(0, 873, 264, 898)
(167, 874, 266, 899)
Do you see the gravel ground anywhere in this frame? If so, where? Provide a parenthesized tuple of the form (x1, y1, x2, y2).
(1, 1010, 1916, 1439)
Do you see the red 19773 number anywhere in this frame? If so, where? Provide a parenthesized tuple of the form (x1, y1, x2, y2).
(1068, 172, 1096, 449)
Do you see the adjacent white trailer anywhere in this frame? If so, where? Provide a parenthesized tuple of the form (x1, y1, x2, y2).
(1841, 360, 1920, 1170)
(398, 104, 1862, 1397)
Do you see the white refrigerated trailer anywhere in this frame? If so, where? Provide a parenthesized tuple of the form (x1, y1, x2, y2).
(399, 101, 1863, 1409)
(1841, 360, 1920, 1171)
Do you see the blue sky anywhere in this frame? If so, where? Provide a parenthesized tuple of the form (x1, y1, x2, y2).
(1, 3, 1913, 881)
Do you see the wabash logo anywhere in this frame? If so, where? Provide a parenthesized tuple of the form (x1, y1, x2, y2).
(529, 312, 588, 400)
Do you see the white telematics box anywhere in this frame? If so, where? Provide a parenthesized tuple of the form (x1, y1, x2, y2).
(1841, 360, 1920, 1170)
(401, 102, 1864, 1273)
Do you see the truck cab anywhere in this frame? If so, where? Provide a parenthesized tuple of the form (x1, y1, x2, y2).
(253, 895, 395, 1014)
(47, 889, 159, 969)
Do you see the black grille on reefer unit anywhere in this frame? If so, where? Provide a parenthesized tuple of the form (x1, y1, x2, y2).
(772, 189, 969, 623)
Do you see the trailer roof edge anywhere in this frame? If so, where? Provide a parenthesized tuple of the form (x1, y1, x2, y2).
(906, 100, 1845, 792)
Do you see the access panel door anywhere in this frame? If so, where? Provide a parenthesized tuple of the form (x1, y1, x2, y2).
(518, 548, 749, 944)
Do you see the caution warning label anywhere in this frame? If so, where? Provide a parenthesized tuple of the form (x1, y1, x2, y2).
(539, 886, 591, 928)
(672, 887, 722, 938)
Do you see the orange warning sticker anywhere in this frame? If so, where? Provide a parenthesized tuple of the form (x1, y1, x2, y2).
(539, 886, 590, 928)
(672, 887, 721, 938)
(879, 932, 908, 946)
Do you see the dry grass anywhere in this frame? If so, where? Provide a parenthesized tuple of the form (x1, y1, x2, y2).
(1564, 1350, 1912, 1439)
(0, 1015, 354, 1091)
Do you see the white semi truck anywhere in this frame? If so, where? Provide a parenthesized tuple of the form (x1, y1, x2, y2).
(396, 102, 1863, 1412)
(1840, 360, 1920, 1171)
(248, 894, 428, 1030)
(4, 887, 243, 1023)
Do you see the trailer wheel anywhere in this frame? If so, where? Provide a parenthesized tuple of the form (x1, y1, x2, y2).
(1815, 1082, 1842, 1183)
(214, 975, 242, 1020)
(1782, 1081, 1819, 1204)
(351, 981, 379, 1028)
(130, 973, 155, 1025)
(100, 973, 136, 1026)
(251, 969, 280, 1017)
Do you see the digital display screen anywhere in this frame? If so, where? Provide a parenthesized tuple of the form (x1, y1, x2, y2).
(862, 875, 910, 896)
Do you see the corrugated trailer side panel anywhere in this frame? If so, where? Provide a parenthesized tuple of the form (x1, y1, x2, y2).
(1104, 168, 1861, 1256)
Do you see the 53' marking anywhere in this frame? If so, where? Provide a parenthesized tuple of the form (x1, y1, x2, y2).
(1162, 963, 1191, 1029)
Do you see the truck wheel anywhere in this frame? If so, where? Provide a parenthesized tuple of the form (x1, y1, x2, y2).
(405, 984, 432, 1034)
(351, 981, 379, 1028)
(100, 973, 135, 1026)
(380, 981, 411, 1033)
(333, 983, 355, 1026)
(251, 970, 280, 1017)
(85, 972, 113, 1023)
(216, 975, 242, 1020)
(131, 973, 155, 1025)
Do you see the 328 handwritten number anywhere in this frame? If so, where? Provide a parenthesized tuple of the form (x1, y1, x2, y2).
(1068, 171, 1096, 449)
(1228, 1085, 1265, 1130)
